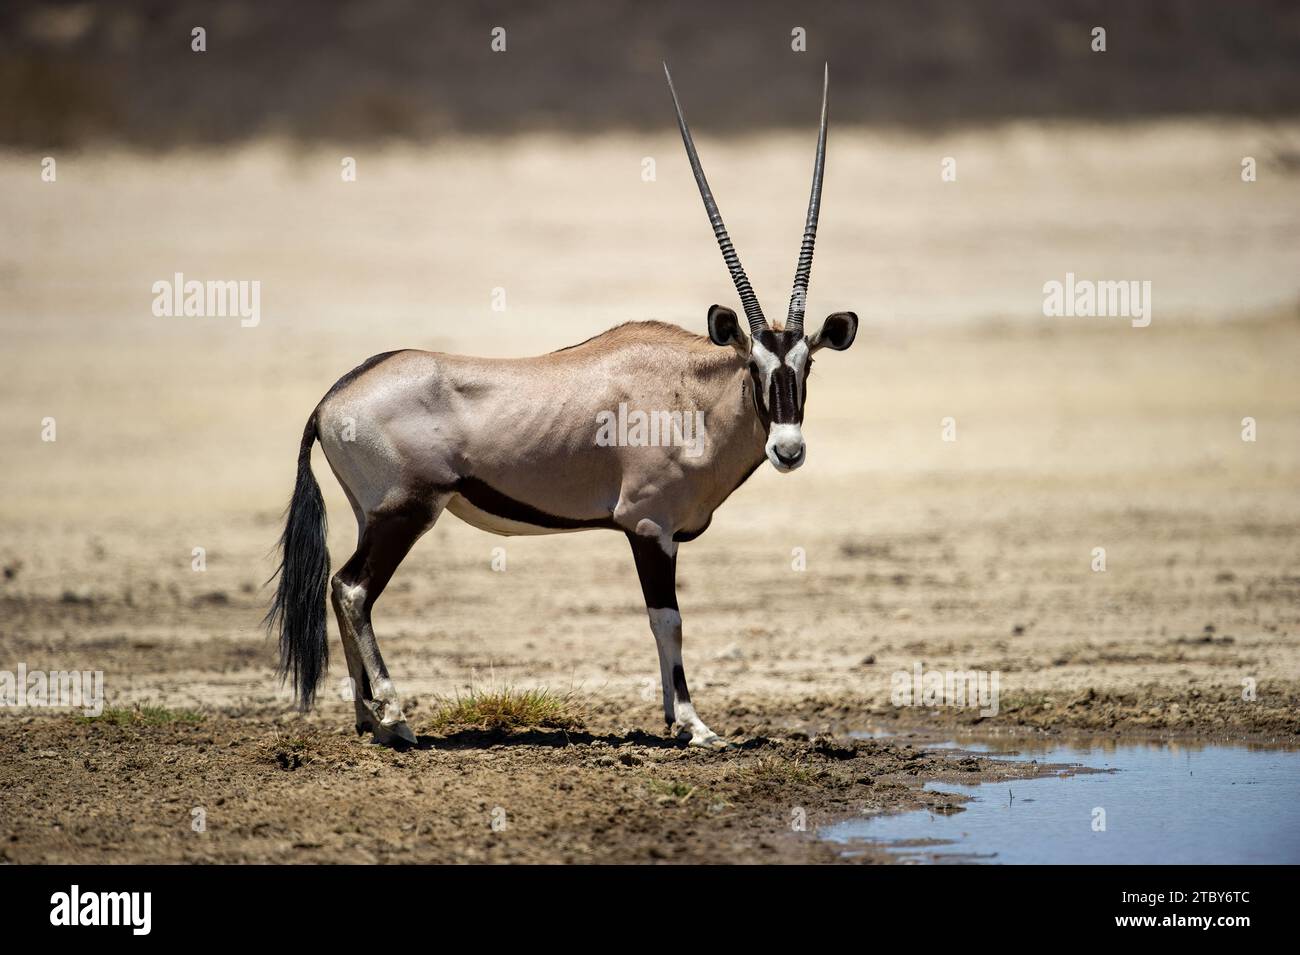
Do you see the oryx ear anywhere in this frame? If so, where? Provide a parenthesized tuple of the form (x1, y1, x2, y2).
(707, 304, 747, 349)
(809, 311, 858, 352)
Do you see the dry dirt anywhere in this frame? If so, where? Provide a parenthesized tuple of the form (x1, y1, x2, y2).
(1, 711, 1083, 865)
(1, 122, 1298, 863)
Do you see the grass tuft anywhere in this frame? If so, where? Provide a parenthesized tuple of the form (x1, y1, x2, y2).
(84, 703, 203, 726)
(647, 779, 699, 802)
(256, 731, 319, 770)
(426, 685, 585, 732)
(731, 756, 826, 785)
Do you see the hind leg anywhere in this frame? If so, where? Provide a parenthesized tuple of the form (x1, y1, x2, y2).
(331, 499, 442, 746)
(335, 612, 376, 735)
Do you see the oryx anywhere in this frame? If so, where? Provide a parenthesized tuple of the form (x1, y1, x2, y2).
(266, 64, 858, 747)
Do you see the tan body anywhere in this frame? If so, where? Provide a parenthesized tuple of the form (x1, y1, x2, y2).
(316, 322, 766, 549)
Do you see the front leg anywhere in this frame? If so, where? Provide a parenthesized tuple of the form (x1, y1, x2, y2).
(626, 530, 725, 749)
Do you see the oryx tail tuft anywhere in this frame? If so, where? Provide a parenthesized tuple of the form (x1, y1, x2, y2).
(265, 413, 330, 709)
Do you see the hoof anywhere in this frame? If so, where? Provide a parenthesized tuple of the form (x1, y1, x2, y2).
(369, 720, 417, 747)
(357, 694, 416, 746)
(673, 722, 730, 750)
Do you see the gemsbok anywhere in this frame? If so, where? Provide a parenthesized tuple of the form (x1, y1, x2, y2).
(266, 64, 858, 747)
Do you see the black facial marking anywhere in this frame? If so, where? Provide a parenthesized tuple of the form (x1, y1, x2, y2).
(747, 364, 770, 427)
(769, 366, 802, 425)
(799, 353, 813, 412)
(750, 328, 810, 426)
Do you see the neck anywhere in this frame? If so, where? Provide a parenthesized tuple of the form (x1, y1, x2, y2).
(698, 355, 768, 486)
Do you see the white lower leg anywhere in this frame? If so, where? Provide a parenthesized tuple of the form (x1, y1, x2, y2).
(334, 577, 414, 743)
(647, 608, 722, 748)
(656, 651, 675, 729)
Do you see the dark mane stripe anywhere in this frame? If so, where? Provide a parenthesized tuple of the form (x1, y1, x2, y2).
(550, 320, 709, 354)
(319, 350, 407, 404)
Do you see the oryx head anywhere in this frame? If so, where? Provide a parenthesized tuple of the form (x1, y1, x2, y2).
(666, 63, 858, 473)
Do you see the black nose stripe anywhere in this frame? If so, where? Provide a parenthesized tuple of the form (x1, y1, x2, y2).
(769, 368, 801, 424)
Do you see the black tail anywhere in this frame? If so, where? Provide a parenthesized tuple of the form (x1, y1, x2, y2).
(264, 414, 330, 709)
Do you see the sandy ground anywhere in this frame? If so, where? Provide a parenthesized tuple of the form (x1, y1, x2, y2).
(0, 121, 1298, 863)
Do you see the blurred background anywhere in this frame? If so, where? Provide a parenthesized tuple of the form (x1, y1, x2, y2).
(4, 0, 1300, 146)
(0, 2, 1297, 721)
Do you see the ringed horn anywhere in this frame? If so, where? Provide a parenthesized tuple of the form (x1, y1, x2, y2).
(663, 62, 830, 335)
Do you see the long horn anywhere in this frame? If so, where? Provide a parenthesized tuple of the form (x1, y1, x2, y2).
(664, 63, 768, 334)
(786, 63, 829, 334)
